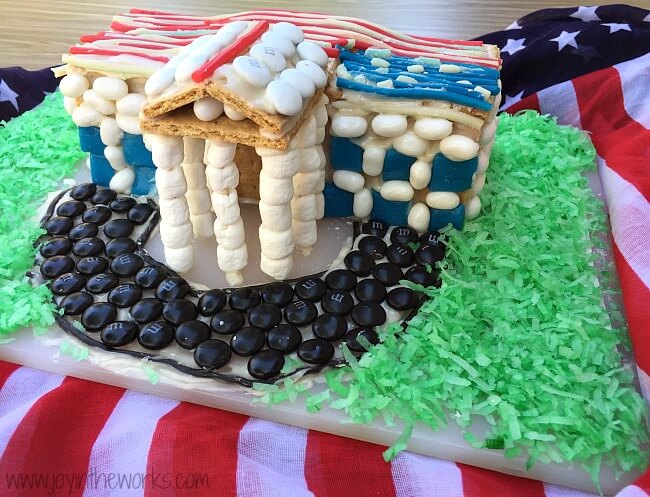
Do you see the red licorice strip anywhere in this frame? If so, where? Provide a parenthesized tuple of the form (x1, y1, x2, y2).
(192, 20, 269, 83)
(69, 46, 170, 63)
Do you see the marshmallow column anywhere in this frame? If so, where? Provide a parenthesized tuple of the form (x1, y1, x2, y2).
(290, 111, 326, 255)
(150, 135, 195, 273)
(255, 146, 300, 280)
(181, 137, 214, 238)
(205, 140, 247, 286)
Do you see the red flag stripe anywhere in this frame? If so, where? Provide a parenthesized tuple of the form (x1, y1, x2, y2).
(0, 377, 124, 497)
(503, 93, 541, 114)
(0, 361, 21, 389)
(572, 66, 650, 202)
(458, 463, 547, 497)
(144, 402, 248, 497)
(304, 431, 397, 497)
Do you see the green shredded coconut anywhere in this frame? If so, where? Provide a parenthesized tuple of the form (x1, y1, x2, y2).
(0, 92, 84, 337)
(59, 339, 89, 362)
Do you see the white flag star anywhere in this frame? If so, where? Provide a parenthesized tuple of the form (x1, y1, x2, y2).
(500, 90, 525, 110)
(550, 31, 581, 51)
(501, 38, 526, 56)
(644, 12, 650, 22)
(603, 23, 632, 33)
(0, 79, 19, 112)
(570, 6, 601, 22)
(506, 20, 522, 30)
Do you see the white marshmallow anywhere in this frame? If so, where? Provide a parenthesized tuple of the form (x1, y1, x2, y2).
(295, 116, 318, 148)
(333, 170, 365, 193)
(59, 74, 89, 98)
(109, 167, 135, 193)
(331, 114, 368, 138)
(479, 118, 498, 146)
(314, 126, 326, 145)
(210, 190, 241, 225)
(413, 117, 453, 141)
(297, 147, 322, 172)
(408, 202, 431, 232)
(353, 189, 373, 218)
(63, 96, 77, 115)
(265, 80, 303, 116)
(155, 167, 187, 199)
(409, 160, 432, 190)
(293, 219, 317, 248)
(477, 149, 490, 173)
(194, 97, 224, 121)
(182, 163, 207, 191)
(185, 188, 212, 215)
(150, 135, 184, 169)
(393, 131, 429, 157)
(115, 113, 142, 135)
(261, 31, 296, 57)
(297, 41, 328, 67)
(104, 145, 128, 171)
(260, 150, 300, 178)
(296, 59, 327, 87)
(315, 193, 325, 219)
(380, 181, 414, 201)
(465, 196, 481, 220)
(271, 22, 304, 44)
(249, 43, 287, 73)
(279, 68, 315, 98)
(93, 77, 128, 101)
(371, 114, 408, 138)
(214, 218, 246, 250)
(426, 191, 460, 209)
(259, 201, 292, 230)
(224, 105, 246, 121)
(190, 212, 214, 238)
(206, 163, 239, 191)
(82, 89, 115, 115)
(314, 104, 328, 127)
(233, 56, 273, 87)
(182, 136, 205, 164)
(260, 253, 292, 280)
(291, 194, 317, 222)
(72, 104, 102, 127)
(259, 173, 294, 205)
(217, 244, 248, 272)
(440, 134, 480, 161)
(160, 221, 194, 249)
(294, 170, 325, 196)
(159, 197, 190, 226)
(362, 147, 386, 176)
(116, 93, 146, 115)
(259, 226, 294, 259)
(205, 141, 237, 165)
(164, 245, 195, 273)
(472, 173, 486, 195)
(100, 117, 123, 146)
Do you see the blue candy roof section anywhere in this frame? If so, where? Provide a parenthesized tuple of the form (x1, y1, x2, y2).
(336, 49, 500, 111)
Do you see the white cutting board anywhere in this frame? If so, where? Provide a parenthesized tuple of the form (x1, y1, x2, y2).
(0, 166, 643, 495)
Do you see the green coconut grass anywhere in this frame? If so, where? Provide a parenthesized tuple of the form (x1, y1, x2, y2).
(256, 111, 648, 483)
(0, 92, 84, 336)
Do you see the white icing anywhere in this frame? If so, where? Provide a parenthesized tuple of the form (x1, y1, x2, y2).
(353, 188, 373, 217)
(380, 180, 414, 201)
(145, 67, 175, 97)
(371, 114, 408, 137)
(296, 41, 328, 67)
(296, 60, 327, 87)
(99, 117, 124, 146)
(393, 131, 428, 157)
(72, 104, 102, 127)
(116, 93, 146, 116)
(465, 195, 481, 219)
(271, 22, 304, 44)
(408, 202, 430, 232)
(265, 80, 303, 116)
(261, 31, 296, 57)
(82, 89, 116, 115)
(104, 145, 128, 170)
(439, 134, 479, 161)
(159, 197, 191, 226)
(333, 170, 365, 193)
(60, 73, 89, 98)
(279, 68, 315, 98)
(409, 160, 432, 190)
(439, 64, 461, 73)
(108, 167, 135, 193)
(362, 147, 386, 176)
(331, 114, 367, 138)
(93, 76, 128, 101)
(413, 117, 453, 141)
(155, 167, 187, 199)
(425, 191, 460, 209)
(150, 135, 184, 169)
(249, 43, 287, 73)
(193, 97, 224, 121)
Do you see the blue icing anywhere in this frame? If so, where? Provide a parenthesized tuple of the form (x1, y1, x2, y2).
(89, 154, 114, 187)
(132, 166, 156, 196)
(329, 136, 364, 173)
(123, 133, 155, 167)
(383, 149, 414, 181)
(78, 126, 104, 155)
(429, 153, 477, 192)
(429, 205, 465, 231)
(323, 182, 354, 218)
(371, 190, 410, 226)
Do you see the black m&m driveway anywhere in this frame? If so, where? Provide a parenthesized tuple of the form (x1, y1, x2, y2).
(33, 184, 446, 387)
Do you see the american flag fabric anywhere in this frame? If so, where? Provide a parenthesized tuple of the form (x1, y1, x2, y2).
(0, 4, 649, 496)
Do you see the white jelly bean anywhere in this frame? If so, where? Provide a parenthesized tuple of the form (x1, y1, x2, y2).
(408, 202, 430, 232)
(232, 56, 272, 87)
(100, 117, 123, 146)
(265, 80, 303, 116)
(249, 43, 287, 73)
(193, 97, 224, 121)
(371, 114, 408, 137)
(331, 114, 368, 138)
(261, 31, 295, 57)
(116, 93, 146, 115)
(109, 167, 135, 194)
(59, 74, 89, 98)
(272, 22, 304, 44)
(279, 68, 315, 98)
(413, 117, 453, 140)
(115, 113, 141, 135)
(82, 89, 115, 115)
(362, 147, 386, 176)
(472, 173, 486, 195)
(333, 170, 365, 193)
(393, 131, 428, 157)
(63, 96, 77, 116)
(380, 181, 414, 201)
(465, 196, 481, 220)
(409, 160, 432, 190)
(297, 41, 328, 67)
(93, 77, 128, 100)
(440, 134, 480, 161)
(353, 189, 373, 217)
(224, 105, 246, 121)
(72, 104, 102, 127)
(104, 145, 128, 171)
(425, 191, 460, 210)
(296, 60, 327, 87)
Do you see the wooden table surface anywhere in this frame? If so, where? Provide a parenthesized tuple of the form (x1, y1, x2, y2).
(2, 0, 647, 70)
